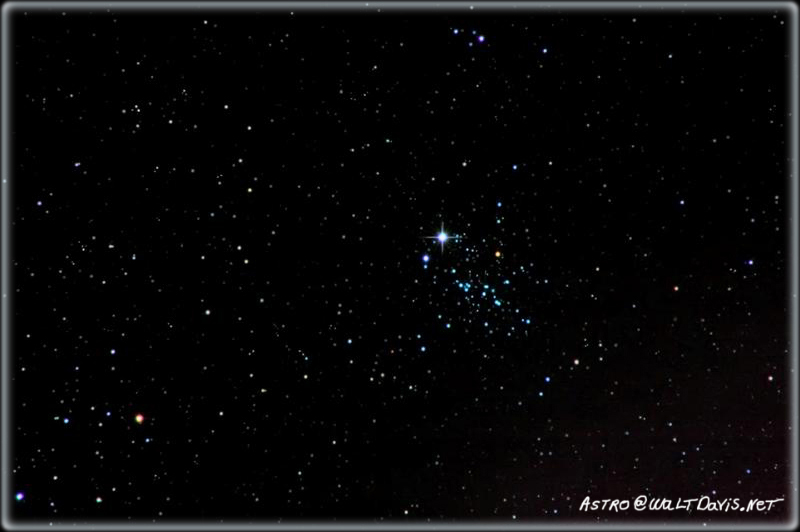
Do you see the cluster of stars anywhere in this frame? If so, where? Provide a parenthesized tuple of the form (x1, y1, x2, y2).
(421, 221, 535, 341)
(453, 27, 486, 46)
(9, 6, 788, 523)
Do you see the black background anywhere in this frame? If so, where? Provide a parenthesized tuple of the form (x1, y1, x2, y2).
(9, 5, 792, 522)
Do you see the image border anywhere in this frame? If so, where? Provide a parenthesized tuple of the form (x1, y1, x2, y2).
(1, 1, 797, 530)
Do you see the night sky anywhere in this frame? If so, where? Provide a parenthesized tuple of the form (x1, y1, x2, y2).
(7, 3, 794, 525)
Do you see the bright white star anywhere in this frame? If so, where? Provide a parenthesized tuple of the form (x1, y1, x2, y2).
(425, 223, 462, 252)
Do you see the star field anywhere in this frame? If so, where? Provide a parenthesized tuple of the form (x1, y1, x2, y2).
(6, 4, 794, 525)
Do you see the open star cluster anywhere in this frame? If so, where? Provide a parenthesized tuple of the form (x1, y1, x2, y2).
(6, 4, 792, 524)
